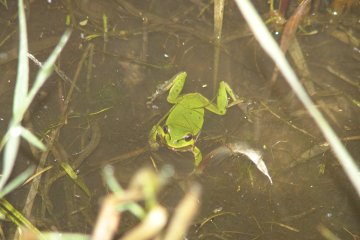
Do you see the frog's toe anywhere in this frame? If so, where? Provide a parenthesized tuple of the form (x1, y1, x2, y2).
(149, 141, 160, 151)
(189, 167, 203, 176)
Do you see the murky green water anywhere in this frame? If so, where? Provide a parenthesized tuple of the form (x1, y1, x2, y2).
(1, 0, 359, 239)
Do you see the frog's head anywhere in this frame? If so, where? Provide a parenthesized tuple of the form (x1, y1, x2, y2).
(156, 124, 196, 151)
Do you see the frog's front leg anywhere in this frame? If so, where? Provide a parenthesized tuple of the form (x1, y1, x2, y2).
(149, 107, 173, 150)
(206, 81, 239, 115)
(149, 125, 163, 150)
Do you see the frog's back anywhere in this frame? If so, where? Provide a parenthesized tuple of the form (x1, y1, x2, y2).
(165, 93, 206, 135)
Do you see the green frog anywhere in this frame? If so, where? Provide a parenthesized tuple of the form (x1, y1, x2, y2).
(148, 72, 240, 172)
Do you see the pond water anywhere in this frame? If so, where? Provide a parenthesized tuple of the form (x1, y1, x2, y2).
(0, 0, 359, 239)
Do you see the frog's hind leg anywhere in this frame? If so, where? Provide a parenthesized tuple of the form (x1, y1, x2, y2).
(205, 81, 239, 115)
(220, 81, 238, 102)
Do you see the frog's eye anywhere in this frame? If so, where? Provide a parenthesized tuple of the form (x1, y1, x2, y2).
(184, 133, 193, 142)
(163, 125, 169, 134)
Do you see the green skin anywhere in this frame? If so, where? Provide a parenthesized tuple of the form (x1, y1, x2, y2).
(149, 72, 238, 170)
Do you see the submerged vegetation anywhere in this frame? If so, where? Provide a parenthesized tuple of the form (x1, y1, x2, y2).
(0, 0, 359, 239)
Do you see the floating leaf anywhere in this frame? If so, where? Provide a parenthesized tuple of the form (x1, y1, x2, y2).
(226, 142, 273, 184)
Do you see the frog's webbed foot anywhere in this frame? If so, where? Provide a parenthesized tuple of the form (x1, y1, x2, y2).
(146, 79, 173, 106)
(146, 72, 187, 106)
(227, 98, 245, 108)
(147, 87, 168, 107)
(189, 168, 203, 177)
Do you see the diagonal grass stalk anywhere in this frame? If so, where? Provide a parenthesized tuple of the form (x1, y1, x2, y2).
(234, 0, 360, 196)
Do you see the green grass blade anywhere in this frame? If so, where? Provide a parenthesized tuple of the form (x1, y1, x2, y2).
(19, 126, 46, 151)
(0, 166, 34, 198)
(0, 129, 10, 152)
(102, 166, 145, 219)
(234, 0, 360, 196)
(13, 0, 29, 119)
(24, 29, 72, 115)
(59, 161, 91, 197)
(0, 198, 42, 236)
(0, 127, 21, 190)
(0, 1, 71, 191)
(103, 165, 125, 194)
(0, 0, 29, 191)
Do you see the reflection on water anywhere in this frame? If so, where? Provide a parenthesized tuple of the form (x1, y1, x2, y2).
(0, 0, 359, 239)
